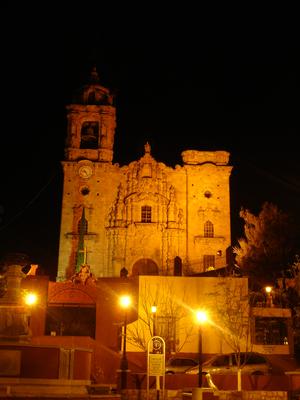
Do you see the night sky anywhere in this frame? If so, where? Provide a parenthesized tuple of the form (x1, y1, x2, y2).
(0, 10, 299, 279)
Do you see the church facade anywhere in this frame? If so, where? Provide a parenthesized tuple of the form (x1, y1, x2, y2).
(56, 69, 233, 281)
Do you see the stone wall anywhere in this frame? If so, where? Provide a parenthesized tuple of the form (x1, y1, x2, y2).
(122, 389, 288, 400)
(217, 391, 288, 400)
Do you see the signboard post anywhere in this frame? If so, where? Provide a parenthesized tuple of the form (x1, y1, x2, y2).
(147, 336, 165, 400)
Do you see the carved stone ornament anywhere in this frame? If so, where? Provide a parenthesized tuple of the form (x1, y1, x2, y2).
(69, 264, 96, 285)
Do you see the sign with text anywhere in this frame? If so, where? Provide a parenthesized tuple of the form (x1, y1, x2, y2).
(147, 336, 165, 377)
(149, 353, 165, 376)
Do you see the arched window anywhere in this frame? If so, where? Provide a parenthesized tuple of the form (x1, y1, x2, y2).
(78, 216, 88, 235)
(80, 121, 99, 149)
(174, 256, 182, 276)
(204, 221, 214, 238)
(141, 205, 151, 223)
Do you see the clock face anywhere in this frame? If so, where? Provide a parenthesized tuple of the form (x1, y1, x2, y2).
(78, 165, 93, 179)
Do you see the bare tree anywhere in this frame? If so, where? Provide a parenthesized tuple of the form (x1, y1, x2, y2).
(207, 277, 252, 391)
(126, 280, 194, 355)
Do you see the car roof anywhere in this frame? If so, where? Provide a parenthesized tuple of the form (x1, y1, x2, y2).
(203, 352, 268, 361)
(212, 352, 266, 356)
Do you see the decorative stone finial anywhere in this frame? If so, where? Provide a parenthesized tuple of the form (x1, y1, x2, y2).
(144, 142, 151, 154)
(90, 66, 100, 83)
(26, 264, 38, 276)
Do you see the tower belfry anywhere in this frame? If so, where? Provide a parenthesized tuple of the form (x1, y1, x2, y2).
(64, 66, 116, 163)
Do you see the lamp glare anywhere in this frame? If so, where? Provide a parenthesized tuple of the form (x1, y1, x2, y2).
(120, 295, 131, 309)
(25, 292, 37, 306)
(196, 310, 207, 323)
(151, 305, 157, 313)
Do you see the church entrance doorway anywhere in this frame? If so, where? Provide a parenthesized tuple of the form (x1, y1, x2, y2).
(132, 258, 158, 276)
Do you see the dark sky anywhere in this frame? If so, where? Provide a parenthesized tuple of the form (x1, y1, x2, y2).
(0, 10, 299, 279)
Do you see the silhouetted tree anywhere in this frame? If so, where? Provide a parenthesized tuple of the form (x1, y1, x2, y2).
(233, 202, 300, 286)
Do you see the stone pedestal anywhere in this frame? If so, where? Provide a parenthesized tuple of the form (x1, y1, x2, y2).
(0, 265, 31, 341)
(0, 305, 30, 340)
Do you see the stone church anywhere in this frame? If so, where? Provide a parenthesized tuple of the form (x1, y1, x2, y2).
(56, 68, 233, 281)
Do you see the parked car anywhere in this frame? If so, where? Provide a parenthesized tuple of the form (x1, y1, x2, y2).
(165, 357, 199, 374)
(185, 352, 272, 376)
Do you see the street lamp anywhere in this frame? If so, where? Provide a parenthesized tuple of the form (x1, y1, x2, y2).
(265, 286, 273, 307)
(195, 310, 207, 388)
(119, 295, 132, 390)
(151, 305, 160, 400)
(151, 305, 157, 336)
(24, 292, 38, 306)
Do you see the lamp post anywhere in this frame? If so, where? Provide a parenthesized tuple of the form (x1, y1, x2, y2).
(195, 310, 207, 388)
(24, 291, 38, 338)
(151, 305, 161, 400)
(119, 295, 131, 390)
(265, 286, 273, 307)
(151, 305, 157, 336)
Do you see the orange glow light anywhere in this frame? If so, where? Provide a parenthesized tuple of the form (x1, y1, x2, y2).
(120, 295, 131, 309)
(196, 310, 207, 324)
(151, 305, 157, 313)
(24, 292, 38, 306)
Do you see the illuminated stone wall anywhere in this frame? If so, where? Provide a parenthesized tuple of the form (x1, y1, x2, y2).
(56, 71, 232, 281)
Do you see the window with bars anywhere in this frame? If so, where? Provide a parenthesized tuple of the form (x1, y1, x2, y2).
(204, 221, 214, 237)
(203, 255, 215, 270)
(254, 317, 288, 345)
(141, 205, 152, 223)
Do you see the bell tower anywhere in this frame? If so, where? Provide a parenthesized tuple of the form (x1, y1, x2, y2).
(56, 68, 118, 282)
(64, 66, 116, 163)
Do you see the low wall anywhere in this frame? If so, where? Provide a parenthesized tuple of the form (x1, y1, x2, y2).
(217, 391, 288, 400)
(123, 389, 288, 400)
(0, 377, 91, 398)
(0, 343, 92, 380)
(285, 370, 300, 392)
(128, 372, 290, 391)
